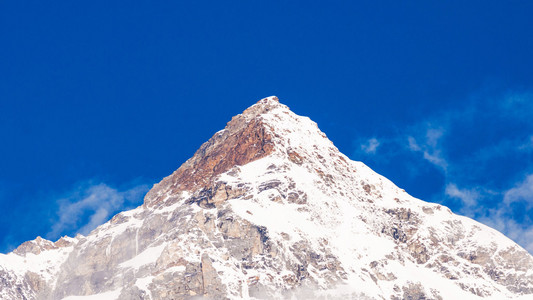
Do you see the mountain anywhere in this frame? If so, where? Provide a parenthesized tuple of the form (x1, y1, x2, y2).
(1, 96, 532, 300)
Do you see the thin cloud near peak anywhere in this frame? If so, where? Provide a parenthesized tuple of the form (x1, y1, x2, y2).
(47, 182, 149, 240)
(361, 138, 380, 154)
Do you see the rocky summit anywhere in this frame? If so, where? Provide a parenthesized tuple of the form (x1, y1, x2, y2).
(1, 96, 532, 300)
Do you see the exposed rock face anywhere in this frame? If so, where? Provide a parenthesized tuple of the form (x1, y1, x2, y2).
(145, 97, 278, 208)
(14, 237, 57, 256)
(1, 96, 532, 300)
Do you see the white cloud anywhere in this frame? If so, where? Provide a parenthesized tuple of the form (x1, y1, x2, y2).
(407, 136, 420, 151)
(422, 151, 448, 171)
(47, 182, 149, 239)
(504, 174, 533, 208)
(406, 127, 448, 171)
(425, 128, 444, 148)
(360, 138, 380, 154)
(445, 183, 479, 208)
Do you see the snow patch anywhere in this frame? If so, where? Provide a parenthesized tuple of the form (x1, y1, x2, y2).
(61, 289, 121, 300)
(119, 243, 166, 270)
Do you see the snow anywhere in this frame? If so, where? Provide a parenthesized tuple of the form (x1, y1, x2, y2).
(0, 244, 74, 285)
(105, 214, 143, 237)
(135, 276, 154, 299)
(163, 265, 186, 273)
(119, 243, 166, 270)
(61, 289, 121, 300)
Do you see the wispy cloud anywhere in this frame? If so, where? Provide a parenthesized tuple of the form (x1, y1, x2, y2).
(504, 174, 533, 208)
(445, 183, 480, 208)
(360, 138, 380, 154)
(47, 182, 149, 239)
(499, 175, 533, 253)
(407, 126, 448, 172)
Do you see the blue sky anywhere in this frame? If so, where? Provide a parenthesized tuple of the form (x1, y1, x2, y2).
(1, 2, 532, 253)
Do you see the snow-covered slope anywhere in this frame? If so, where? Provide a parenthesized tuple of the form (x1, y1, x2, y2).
(0, 236, 80, 299)
(1, 96, 532, 299)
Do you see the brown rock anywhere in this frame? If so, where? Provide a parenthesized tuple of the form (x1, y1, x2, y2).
(145, 99, 278, 207)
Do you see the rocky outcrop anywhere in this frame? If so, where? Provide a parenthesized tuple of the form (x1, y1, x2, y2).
(14, 237, 57, 256)
(145, 97, 279, 208)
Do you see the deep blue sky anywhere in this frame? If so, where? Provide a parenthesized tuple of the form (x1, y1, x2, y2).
(1, 1, 532, 253)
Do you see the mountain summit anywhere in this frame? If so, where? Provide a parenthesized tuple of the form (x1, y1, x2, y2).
(1, 96, 532, 299)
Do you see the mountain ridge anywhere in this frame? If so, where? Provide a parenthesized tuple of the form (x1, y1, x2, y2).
(1, 96, 532, 300)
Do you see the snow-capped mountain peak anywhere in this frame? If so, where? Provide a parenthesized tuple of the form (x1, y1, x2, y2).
(1, 96, 532, 299)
